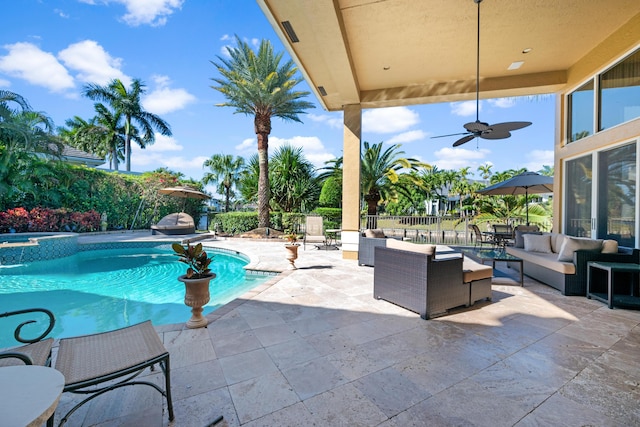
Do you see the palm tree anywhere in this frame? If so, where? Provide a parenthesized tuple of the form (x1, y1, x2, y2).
(361, 141, 424, 216)
(82, 78, 172, 171)
(269, 144, 320, 213)
(477, 163, 493, 185)
(202, 154, 246, 212)
(60, 103, 126, 170)
(210, 35, 315, 229)
(539, 165, 554, 176)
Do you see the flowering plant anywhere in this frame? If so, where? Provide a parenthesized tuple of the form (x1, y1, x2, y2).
(172, 242, 214, 279)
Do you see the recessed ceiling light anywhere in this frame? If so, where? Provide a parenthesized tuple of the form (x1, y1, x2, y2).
(508, 61, 524, 70)
(522, 48, 532, 54)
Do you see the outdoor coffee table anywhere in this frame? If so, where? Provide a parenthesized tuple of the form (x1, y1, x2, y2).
(463, 248, 524, 286)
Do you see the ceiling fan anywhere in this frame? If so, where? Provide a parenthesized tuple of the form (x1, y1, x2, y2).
(431, 0, 531, 147)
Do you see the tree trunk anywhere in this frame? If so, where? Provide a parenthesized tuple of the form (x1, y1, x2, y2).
(255, 114, 271, 229)
(124, 116, 132, 171)
(224, 185, 231, 212)
(364, 191, 380, 216)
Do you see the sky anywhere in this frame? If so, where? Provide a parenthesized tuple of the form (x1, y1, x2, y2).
(1, 0, 555, 193)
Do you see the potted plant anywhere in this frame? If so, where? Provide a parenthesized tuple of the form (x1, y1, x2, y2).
(172, 242, 216, 328)
(283, 231, 300, 269)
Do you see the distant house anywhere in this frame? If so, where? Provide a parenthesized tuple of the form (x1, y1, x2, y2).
(60, 145, 105, 167)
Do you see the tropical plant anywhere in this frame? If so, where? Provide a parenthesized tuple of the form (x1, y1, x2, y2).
(60, 103, 126, 170)
(210, 35, 315, 228)
(269, 144, 320, 213)
(171, 243, 213, 279)
(82, 78, 172, 171)
(361, 141, 425, 216)
(202, 154, 246, 212)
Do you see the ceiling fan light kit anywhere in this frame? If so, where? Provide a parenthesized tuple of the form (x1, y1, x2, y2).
(432, 0, 532, 147)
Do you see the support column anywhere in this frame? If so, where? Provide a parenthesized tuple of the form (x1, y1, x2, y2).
(341, 104, 362, 260)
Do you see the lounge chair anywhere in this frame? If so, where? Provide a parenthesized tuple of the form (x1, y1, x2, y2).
(151, 212, 195, 235)
(0, 309, 174, 426)
(303, 215, 327, 249)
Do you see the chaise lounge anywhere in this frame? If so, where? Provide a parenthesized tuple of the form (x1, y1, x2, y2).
(151, 212, 195, 235)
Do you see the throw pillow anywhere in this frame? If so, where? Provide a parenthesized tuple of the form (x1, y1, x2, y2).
(556, 236, 603, 262)
(386, 238, 436, 256)
(523, 234, 552, 253)
(364, 229, 385, 238)
(601, 239, 619, 254)
(515, 230, 542, 248)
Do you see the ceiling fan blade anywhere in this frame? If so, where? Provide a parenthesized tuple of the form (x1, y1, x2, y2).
(453, 135, 476, 147)
(490, 121, 532, 132)
(464, 120, 489, 133)
(431, 132, 471, 139)
(480, 130, 511, 140)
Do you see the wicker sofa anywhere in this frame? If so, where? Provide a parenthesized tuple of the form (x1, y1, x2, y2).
(505, 232, 640, 296)
(358, 229, 403, 266)
(373, 240, 492, 319)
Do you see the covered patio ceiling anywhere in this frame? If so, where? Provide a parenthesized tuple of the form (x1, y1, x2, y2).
(258, 0, 640, 111)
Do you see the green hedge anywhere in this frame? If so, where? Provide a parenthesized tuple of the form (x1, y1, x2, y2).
(211, 211, 341, 234)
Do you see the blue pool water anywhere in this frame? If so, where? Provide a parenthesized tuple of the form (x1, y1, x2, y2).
(0, 245, 269, 348)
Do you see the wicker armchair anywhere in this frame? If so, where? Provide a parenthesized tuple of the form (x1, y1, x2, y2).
(373, 246, 469, 319)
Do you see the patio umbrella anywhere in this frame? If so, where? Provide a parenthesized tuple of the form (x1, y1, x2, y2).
(477, 171, 553, 225)
(158, 186, 210, 212)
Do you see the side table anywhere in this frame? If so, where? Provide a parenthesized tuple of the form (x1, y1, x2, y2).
(0, 365, 65, 427)
(587, 261, 640, 309)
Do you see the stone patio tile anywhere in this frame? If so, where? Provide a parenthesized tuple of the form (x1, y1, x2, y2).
(228, 371, 300, 424)
(264, 336, 321, 370)
(303, 383, 388, 426)
(514, 393, 626, 427)
(211, 329, 262, 358)
(218, 348, 279, 385)
(242, 401, 321, 427)
(281, 356, 348, 400)
(351, 367, 431, 417)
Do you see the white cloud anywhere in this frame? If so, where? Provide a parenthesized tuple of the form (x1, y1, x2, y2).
(363, 106, 419, 133)
(0, 42, 74, 92)
(115, 0, 184, 27)
(142, 75, 196, 114)
(307, 113, 343, 129)
(522, 149, 554, 172)
(0, 78, 10, 87)
(234, 138, 255, 153)
(58, 40, 129, 86)
(450, 100, 478, 117)
(387, 130, 427, 144)
(429, 146, 490, 170)
(139, 133, 183, 152)
(488, 98, 516, 108)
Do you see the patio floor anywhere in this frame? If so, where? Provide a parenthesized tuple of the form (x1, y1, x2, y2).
(51, 232, 640, 426)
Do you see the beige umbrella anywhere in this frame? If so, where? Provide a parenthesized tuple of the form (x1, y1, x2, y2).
(158, 186, 210, 200)
(158, 186, 210, 213)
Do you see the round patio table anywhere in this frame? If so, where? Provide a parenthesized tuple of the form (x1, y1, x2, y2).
(0, 365, 65, 427)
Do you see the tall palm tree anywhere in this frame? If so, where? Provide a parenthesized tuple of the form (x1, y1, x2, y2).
(477, 163, 493, 185)
(361, 141, 424, 216)
(60, 103, 126, 171)
(202, 154, 246, 212)
(210, 35, 315, 228)
(82, 78, 172, 171)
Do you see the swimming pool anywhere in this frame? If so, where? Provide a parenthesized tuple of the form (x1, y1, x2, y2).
(0, 245, 271, 348)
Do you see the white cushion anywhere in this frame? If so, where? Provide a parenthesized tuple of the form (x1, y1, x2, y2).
(515, 230, 542, 248)
(386, 238, 436, 256)
(364, 229, 385, 238)
(523, 234, 552, 253)
(556, 236, 603, 262)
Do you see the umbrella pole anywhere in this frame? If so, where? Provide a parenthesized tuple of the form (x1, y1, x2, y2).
(525, 188, 529, 226)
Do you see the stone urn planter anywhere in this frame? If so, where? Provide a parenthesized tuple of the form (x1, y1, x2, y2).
(172, 242, 215, 329)
(178, 274, 216, 328)
(284, 244, 299, 270)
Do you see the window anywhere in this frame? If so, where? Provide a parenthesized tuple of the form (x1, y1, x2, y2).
(599, 48, 640, 131)
(597, 143, 636, 247)
(565, 155, 593, 237)
(567, 80, 594, 143)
